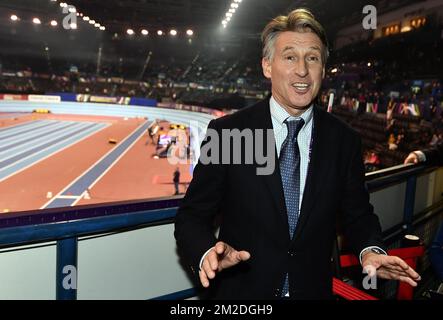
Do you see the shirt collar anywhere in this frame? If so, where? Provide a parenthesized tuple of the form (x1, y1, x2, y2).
(270, 96, 314, 127)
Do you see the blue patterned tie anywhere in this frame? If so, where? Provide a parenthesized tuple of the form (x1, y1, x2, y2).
(280, 118, 305, 296)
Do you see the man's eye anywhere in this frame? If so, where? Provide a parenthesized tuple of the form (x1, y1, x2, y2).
(308, 56, 320, 62)
(285, 56, 295, 61)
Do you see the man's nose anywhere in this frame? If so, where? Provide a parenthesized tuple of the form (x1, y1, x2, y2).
(294, 59, 308, 77)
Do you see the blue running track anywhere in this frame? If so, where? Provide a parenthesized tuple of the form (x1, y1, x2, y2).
(43, 120, 151, 209)
(0, 120, 108, 182)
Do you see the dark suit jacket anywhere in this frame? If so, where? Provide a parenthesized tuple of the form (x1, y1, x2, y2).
(174, 99, 385, 300)
(423, 143, 443, 166)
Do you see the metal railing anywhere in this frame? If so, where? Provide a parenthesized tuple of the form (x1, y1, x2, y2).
(0, 163, 441, 299)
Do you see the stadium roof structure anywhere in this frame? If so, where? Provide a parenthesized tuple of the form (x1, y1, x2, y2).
(0, 0, 421, 41)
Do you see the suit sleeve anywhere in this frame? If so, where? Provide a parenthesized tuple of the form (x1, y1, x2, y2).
(423, 143, 443, 166)
(174, 119, 227, 274)
(339, 133, 387, 256)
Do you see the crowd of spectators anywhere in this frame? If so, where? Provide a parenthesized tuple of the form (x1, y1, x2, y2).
(0, 21, 441, 170)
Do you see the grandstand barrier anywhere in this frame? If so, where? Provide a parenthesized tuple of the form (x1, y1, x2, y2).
(0, 163, 442, 299)
(53, 92, 157, 107)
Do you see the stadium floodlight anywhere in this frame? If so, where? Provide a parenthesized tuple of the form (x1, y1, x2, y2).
(222, 20, 227, 25)
(234, 0, 242, 3)
(157, 30, 163, 36)
(70, 23, 77, 29)
(50, 20, 58, 27)
(227, 17, 231, 21)
(89, 20, 95, 24)
(170, 29, 177, 36)
(95, 23, 100, 28)
(226, 12, 233, 17)
(231, 3, 239, 8)
(100, 26, 106, 31)
(141, 29, 149, 35)
(59, 2, 67, 8)
(68, 7, 77, 13)
(33, 18, 41, 24)
(229, 8, 235, 13)
(127, 29, 135, 35)
(83, 16, 90, 21)
(186, 29, 193, 36)
(10, 15, 18, 21)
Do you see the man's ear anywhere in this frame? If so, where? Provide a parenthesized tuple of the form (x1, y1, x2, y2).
(262, 57, 271, 79)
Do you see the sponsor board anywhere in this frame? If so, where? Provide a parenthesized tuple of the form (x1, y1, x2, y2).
(28, 95, 61, 103)
(0, 94, 28, 101)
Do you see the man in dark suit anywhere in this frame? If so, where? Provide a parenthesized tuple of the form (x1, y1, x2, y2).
(175, 8, 420, 300)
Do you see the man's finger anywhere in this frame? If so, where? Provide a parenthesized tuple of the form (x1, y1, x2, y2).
(238, 250, 251, 261)
(202, 258, 216, 279)
(228, 250, 251, 264)
(215, 241, 227, 255)
(207, 250, 219, 271)
(390, 257, 420, 279)
(402, 265, 421, 280)
(398, 275, 418, 287)
(381, 266, 414, 278)
(391, 261, 421, 280)
(382, 264, 412, 274)
(384, 256, 409, 270)
(199, 270, 209, 288)
(378, 269, 418, 287)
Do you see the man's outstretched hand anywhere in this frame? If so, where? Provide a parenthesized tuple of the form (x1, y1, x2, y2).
(362, 252, 421, 287)
(199, 241, 251, 288)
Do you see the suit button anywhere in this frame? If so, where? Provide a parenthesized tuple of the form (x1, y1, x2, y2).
(288, 250, 295, 257)
(274, 288, 281, 297)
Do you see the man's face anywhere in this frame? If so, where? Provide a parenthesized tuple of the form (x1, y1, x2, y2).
(262, 31, 325, 115)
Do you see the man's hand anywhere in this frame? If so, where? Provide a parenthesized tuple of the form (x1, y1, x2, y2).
(199, 241, 251, 288)
(404, 152, 419, 164)
(362, 252, 421, 287)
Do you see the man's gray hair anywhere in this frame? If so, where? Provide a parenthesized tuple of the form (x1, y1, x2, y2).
(261, 8, 329, 64)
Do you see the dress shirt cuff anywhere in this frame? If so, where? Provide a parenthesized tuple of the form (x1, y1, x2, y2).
(199, 247, 215, 270)
(359, 246, 388, 265)
(413, 150, 426, 162)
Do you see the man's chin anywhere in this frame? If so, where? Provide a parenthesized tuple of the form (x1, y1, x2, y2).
(290, 102, 313, 111)
(283, 103, 312, 116)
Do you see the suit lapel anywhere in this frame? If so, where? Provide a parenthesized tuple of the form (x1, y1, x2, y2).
(252, 100, 289, 237)
(292, 105, 330, 243)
